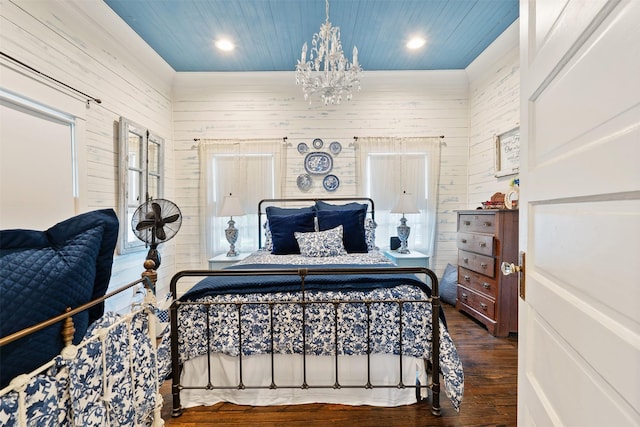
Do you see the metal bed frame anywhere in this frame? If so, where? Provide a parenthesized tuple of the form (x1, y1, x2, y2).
(169, 267, 442, 417)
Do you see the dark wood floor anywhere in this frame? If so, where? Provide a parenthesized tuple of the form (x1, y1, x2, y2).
(160, 304, 518, 426)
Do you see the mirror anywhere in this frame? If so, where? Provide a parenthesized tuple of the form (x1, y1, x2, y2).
(118, 117, 164, 254)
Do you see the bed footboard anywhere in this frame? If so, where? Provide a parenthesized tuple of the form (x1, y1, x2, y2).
(169, 267, 442, 417)
(0, 261, 165, 426)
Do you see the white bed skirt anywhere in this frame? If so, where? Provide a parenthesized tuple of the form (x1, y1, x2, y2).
(180, 353, 429, 408)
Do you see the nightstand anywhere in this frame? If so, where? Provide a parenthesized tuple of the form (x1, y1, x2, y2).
(383, 249, 429, 269)
(208, 252, 250, 269)
(383, 249, 429, 282)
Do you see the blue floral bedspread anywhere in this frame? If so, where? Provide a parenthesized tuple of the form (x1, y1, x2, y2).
(168, 251, 464, 410)
(0, 311, 159, 427)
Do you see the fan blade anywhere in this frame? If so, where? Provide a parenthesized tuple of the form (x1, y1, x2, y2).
(163, 213, 180, 224)
(152, 202, 162, 220)
(155, 226, 167, 241)
(136, 219, 156, 231)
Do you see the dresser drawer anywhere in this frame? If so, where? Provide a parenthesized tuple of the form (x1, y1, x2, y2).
(457, 266, 498, 299)
(457, 232, 494, 256)
(458, 214, 496, 234)
(457, 285, 496, 319)
(458, 250, 495, 278)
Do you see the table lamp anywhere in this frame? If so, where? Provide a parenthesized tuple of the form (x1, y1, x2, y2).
(390, 191, 419, 254)
(219, 193, 245, 256)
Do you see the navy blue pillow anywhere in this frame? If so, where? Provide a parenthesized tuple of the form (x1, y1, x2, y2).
(266, 205, 315, 217)
(269, 212, 316, 255)
(0, 209, 118, 388)
(317, 209, 368, 253)
(315, 200, 368, 212)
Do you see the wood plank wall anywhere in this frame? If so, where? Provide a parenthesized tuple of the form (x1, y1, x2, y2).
(0, 1, 176, 308)
(467, 23, 520, 208)
(171, 71, 471, 274)
(1, 0, 520, 305)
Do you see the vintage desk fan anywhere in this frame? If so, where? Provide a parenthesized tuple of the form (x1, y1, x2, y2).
(131, 198, 182, 268)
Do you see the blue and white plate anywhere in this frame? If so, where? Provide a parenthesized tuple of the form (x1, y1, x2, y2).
(329, 141, 342, 155)
(297, 173, 312, 191)
(297, 142, 309, 154)
(312, 138, 324, 149)
(304, 152, 333, 175)
(323, 174, 340, 192)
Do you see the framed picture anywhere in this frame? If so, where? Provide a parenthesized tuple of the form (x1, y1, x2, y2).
(494, 126, 520, 177)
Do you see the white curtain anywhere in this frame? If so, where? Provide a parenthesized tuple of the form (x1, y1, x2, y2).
(356, 137, 442, 256)
(198, 139, 285, 264)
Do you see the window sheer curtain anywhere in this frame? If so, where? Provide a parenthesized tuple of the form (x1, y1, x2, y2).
(356, 137, 442, 256)
(198, 139, 284, 265)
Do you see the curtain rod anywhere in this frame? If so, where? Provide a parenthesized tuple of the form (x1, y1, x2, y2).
(353, 135, 444, 140)
(1, 51, 102, 105)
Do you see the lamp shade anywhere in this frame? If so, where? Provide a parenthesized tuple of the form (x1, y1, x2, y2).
(219, 194, 245, 217)
(390, 191, 419, 215)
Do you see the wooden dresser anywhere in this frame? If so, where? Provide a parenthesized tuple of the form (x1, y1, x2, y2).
(455, 210, 519, 337)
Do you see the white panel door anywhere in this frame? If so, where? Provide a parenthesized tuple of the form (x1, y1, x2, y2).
(518, 0, 640, 425)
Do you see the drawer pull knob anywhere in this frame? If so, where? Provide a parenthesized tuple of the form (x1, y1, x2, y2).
(480, 303, 488, 311)
(463, 258, 469, 263)
(464, 275, 470, 282)
(481, 263, 488, 269)
(484, 221, 492, 227)
(479, 242, 486, 247)
(461, 293, 468, 300)
(482, 282, 490, 289)
(461, 239, 467, 244)
(463, 221, 471, 226)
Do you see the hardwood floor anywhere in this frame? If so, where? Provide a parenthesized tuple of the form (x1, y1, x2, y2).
(160, 304, 518, 426)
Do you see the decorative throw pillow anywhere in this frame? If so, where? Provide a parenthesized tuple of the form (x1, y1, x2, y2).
(364, 217, 377, 251)
(440, 263, 459, 306)
(0, 209, 119, 388)
(294, 225, 347, 257)
(263, 221, 272, 251)
(316, 208, 368, 253)
(314, 200, 368, 212)
(268, 211, 316, 255)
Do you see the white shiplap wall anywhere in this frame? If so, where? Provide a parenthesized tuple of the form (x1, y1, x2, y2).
(172, 71, 470, 275)
(1, 0, 520, 290)
(466, 21, 520, 209)
(0, 1, 176, 309)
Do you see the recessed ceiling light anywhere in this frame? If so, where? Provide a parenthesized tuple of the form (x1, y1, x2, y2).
(406, 37, 426, 50)
(215, 39, 235, 51)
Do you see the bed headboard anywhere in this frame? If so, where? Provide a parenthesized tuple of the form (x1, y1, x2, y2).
(257, 197, 375, 249)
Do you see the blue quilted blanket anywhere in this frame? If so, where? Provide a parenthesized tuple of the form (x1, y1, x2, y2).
(0, 209, 118, 388)
(182, 262, 432, 299)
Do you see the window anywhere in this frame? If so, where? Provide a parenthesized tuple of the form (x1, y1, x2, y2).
(198, 139, 283, 262)
(367, 152, 429, 251)
(357, 137, 441, 256)
(118, 117, 164, 254)
(0, 89, 78, 229)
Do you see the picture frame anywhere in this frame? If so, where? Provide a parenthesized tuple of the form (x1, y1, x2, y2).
(494, 126, 520, 177)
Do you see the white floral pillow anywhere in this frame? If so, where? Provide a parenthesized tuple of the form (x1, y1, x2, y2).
(364, 217, 378, 251)
(294, 225, 347, 257)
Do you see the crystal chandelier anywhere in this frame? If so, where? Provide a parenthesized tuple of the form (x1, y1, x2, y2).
(295, 0, 362, 105)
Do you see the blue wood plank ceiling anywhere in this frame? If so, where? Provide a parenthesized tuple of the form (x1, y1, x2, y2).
(103, 0, 519, 72)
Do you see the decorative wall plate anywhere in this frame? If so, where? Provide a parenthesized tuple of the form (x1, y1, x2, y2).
(323, 174, 340, 192)
(296, 173, 312, 191)
(312, 138, 324, 149)
(329, 141, 342, 155)
(304, 152, 333, 175)
(297, 142, 309, 154)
